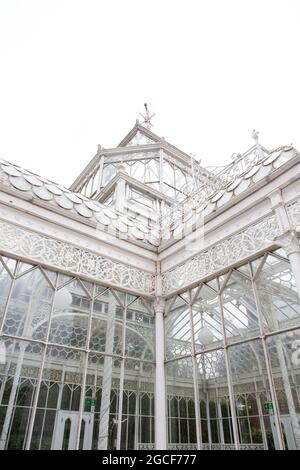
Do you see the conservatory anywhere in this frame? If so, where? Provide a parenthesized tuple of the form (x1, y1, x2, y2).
(0, 117, 300, 451)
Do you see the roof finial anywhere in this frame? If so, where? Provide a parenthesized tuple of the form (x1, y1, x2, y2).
(139, 103, 156, 129)
(252, 129, 264, 161)
(252, 129, 259, 145)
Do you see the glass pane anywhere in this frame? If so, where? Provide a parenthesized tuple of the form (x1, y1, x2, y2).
(90, 290, 116, 353)
(166, 357, 196, 444)
(79, 419, 85, 450)
(121, 360, 154, 450)
(49, 281, 90, 348)
(165, 297, 192, 360)
(3, 268, 54, 341)
(62, 418, 71, 450)
(87, 353, 119, 450)
(193, 284, 223, 352)
(228, 340, 271, 450)
(125, 297, 154, 361)
(256, 254, 300, 333)
(222, 271, 260, 342)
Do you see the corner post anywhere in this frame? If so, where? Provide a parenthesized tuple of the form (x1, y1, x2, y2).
(154, 274, 167, 450)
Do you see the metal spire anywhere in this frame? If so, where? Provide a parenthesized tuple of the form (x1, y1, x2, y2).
(139, 103, 156, 129)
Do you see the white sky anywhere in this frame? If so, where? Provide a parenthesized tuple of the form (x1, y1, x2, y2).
(0, 0, 299, 187)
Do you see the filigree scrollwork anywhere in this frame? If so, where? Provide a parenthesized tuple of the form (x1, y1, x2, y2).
(162, 214, 282, 294)
(0, 222, 155, 295)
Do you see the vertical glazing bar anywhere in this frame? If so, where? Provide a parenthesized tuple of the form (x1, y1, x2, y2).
(206, 392, 212, 449)
(159, 149, 164, 194)
(217, 282, 240, 450)
(217, 398, 225, 446)
(97, 155, 104, 193)
(223, 347, 240, 449)
(254, 382, 268, 450)
(74, 283, 95, 450)
(251, 268, 285, 450)
(134, 385, 140, 449)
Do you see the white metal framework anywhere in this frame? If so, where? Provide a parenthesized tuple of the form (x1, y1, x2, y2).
(0, 120, 300, 450)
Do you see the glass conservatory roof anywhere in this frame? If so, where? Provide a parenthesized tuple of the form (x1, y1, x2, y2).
(0, 156, 160, 247)
(160, 144, 297, 241)
(0, 127, 297, 249)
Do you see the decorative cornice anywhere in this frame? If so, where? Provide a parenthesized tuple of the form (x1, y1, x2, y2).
(161, 213, 282, 295)
(0, 221, 155, 295)
(0, 208, 297, 297)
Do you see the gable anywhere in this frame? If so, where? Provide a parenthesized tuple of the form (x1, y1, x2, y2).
(118, 123, 162, 148)
(125, 130, 157, 147)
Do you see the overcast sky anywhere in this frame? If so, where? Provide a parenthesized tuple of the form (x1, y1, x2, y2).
(0, 0, 299, 187)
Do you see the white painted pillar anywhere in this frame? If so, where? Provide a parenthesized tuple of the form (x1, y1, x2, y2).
(154, 298, 167, 450)
(116, 298, 127, 451)
(188, 298, 202, 449)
